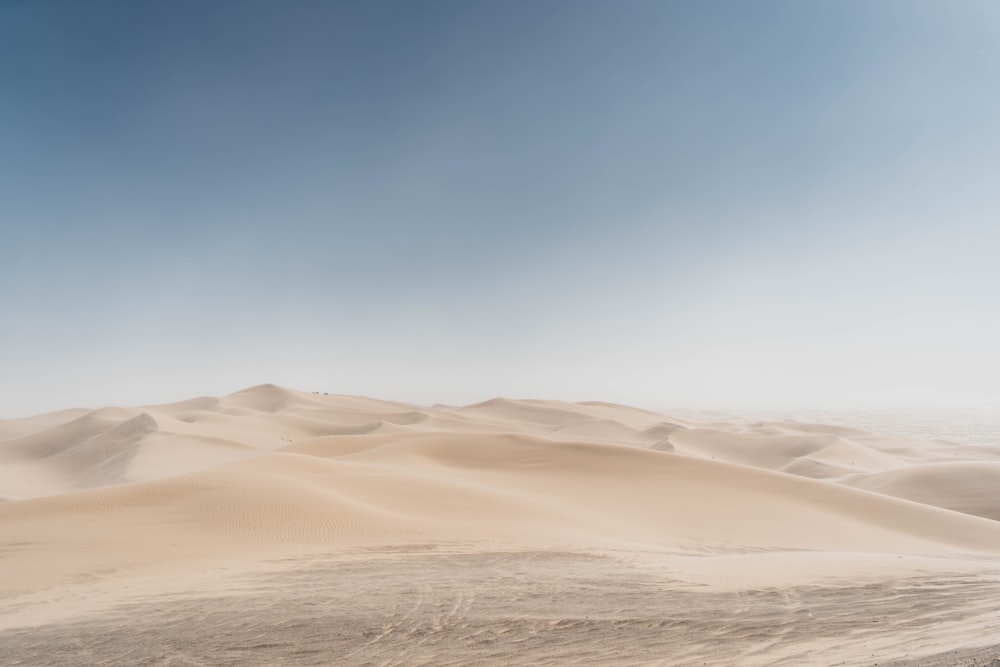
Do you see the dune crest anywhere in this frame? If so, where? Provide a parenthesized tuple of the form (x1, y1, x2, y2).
(3, 386, 1000, 665)
(4, 385, 1000, 545)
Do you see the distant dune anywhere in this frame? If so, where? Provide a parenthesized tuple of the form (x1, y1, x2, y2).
(2, 384, 1000, 666)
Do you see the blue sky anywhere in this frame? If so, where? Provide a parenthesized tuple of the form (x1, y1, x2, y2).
(3, 1, 1000, 416)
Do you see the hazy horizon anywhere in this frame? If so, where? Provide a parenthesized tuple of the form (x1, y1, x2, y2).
(4, 0, 1000, 417)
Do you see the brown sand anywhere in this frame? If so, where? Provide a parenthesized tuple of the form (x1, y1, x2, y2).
(2, 384, 999, 665)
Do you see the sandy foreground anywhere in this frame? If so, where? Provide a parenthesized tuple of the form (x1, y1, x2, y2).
(2, 385, 999, 666)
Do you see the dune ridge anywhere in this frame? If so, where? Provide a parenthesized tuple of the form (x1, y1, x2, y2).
(3, 385, 1000, 666)
(4, 386, 1000, 557)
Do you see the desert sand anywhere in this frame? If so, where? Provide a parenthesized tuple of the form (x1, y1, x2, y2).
(2, 384, 999, 666)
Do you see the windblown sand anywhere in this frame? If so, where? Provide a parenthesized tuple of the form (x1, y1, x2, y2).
(2, 385, 999, 665)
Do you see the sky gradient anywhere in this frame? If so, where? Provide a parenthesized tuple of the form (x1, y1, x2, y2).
(3, 0, 1000, 416)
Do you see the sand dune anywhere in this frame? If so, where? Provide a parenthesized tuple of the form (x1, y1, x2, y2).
(0, 419, 44, 440)
(845, 461, 1000, 521)
(2, 385, 1000, 665)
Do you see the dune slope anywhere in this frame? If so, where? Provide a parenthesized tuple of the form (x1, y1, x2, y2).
(3, 386, 1000, 666)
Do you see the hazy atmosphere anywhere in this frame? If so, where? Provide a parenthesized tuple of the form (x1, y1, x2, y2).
(4, 0, 1000, 415)
(6, 4, 1000, 667)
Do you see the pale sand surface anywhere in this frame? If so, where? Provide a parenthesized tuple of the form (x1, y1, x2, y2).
(2, 384, 1000, 665)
